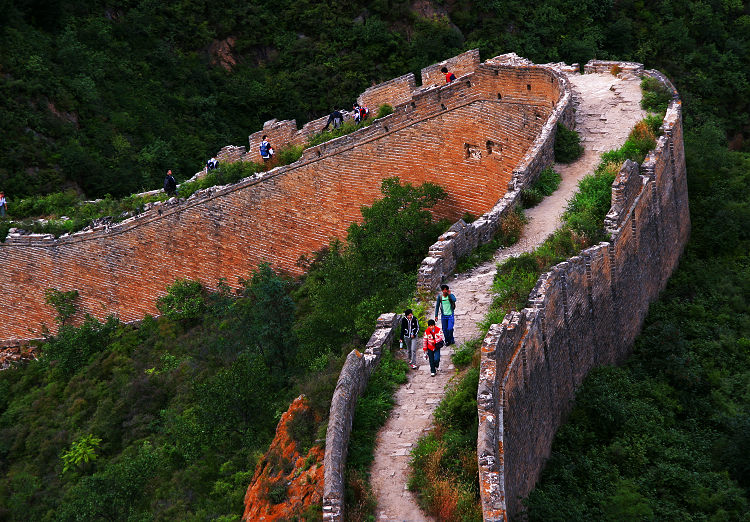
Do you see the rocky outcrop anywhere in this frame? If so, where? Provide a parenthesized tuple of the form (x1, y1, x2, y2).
(242, 395, 324, 521)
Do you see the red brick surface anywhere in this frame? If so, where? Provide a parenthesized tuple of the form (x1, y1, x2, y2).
(0, 57, 566, 344)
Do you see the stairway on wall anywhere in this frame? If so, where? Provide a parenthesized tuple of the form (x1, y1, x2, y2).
(368, 72, 646, 521)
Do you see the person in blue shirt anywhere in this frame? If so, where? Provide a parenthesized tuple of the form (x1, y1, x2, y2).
(434, 284, 457, 346)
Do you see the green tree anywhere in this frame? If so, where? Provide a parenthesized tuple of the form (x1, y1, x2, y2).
(61, 433, 102, 474)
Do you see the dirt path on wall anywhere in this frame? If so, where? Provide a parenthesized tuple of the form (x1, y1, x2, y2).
(368, 72, 645, 521)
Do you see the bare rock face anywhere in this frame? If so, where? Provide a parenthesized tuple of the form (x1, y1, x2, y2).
(242, 395, 324, 521)
(207, 37, 238, 71)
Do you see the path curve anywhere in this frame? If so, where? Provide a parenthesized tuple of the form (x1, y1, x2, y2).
(369, 72, 645, 521)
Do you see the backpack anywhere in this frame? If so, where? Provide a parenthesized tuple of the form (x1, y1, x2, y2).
(260, 141, 270, 157)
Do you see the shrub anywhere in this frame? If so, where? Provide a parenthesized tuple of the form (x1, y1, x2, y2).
(44, 288, 79, 325)
(454, 207, 527, 273)
(554, 123, 584, 163)
(610, 64, 622, 76)
(640, 76, 672, 113)
(376, 104, 394, 118)
(156, 279, 206, 324)
(61, 434, 102, 474)
(522, 167, 562, 207)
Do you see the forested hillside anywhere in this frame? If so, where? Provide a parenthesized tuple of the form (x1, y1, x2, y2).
(1, 0, 747, 200)
(1, 0, 750, 520)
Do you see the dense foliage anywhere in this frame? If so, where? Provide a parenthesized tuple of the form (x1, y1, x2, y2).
(0, 179, 445, 520)
(1, 0, 747, 203)
(526, 125, 750, 521)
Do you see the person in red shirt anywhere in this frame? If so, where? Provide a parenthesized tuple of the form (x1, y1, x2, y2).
(441, 66, 456, 83)
(423, 319, 444, 376)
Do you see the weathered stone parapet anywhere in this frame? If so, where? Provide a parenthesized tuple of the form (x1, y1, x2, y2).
(477, 65, 689, 519)
(322, 312, 400, 521)
(584, 59, 644, 76)
(420, 49, 481, 88)
(417, 61, 574, 292)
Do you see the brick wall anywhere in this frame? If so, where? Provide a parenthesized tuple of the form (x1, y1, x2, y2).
(358, 73, 416, 111)
(477, 67, 689, 520)
(319, 59, 571, 521)
(0, 57, 565, 344)
(421, 49, 481, 88)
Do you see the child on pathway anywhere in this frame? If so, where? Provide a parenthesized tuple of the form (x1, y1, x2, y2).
(423, 319, 444, 377)
(400, 308, 420, 370)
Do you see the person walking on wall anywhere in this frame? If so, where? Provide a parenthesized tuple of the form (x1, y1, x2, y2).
(400, 308, 420, 370)
(423, 319, 444, 377)
(206, 157, 218, 171)
(0, 191, 7, 218)
(435, 284, 457, 346)
(322, 110, 344, 131)
(260, 135, 274, 163)
(163, 170, 177, 197)
(441, 66, 456, 84)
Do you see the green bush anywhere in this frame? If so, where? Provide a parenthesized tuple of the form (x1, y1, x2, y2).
(376, 104, 394, 118)
(522, 167, 562, 208)
(156, 279, 206, 324)
(454, 207, 526, 273)
(554, 123, 584, 164)
(640, 77, 672, 114)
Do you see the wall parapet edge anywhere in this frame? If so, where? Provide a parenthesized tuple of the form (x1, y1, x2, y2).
(322, 313, 400, 521)
(476, 62, 690, 520)
(416, 63, 573, 292)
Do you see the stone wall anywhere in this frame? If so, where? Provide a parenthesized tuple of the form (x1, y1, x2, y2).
(322, 313, 401, 520)
(0, 55, 568, 344)
(421, 49, 481, 87)
(417, 61, 573, 292)
(476, 68, 688, 520)
(358, 73, 417, 111)
(319, 57, 571, 522)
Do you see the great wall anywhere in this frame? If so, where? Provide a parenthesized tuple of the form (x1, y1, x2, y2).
(0, 51, 688, 521)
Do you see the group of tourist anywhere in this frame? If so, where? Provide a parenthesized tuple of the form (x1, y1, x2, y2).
(400, 284, 457, 377)
(162, 67, 459, 197)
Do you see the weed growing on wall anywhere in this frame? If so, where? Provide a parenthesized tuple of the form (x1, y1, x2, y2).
(454, 207, 527, 273)
(522, 167, 562, 208)
(640, 76, 672, 114)
(554, 123, 584, 164)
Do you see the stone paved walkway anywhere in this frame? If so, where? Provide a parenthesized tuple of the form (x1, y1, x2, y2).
(369, 72, 645, 521)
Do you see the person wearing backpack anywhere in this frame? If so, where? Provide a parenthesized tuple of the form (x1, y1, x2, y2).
(322, 110, 344, 131)
(206, 157, 218, 171)
(441, 66, 456, 84)
(259, 135, 274, 162)
(423, 319, 444, 376)
(163, 170, 177, 197)
(400, 308, 420, 370)
(434, 284, 457, 346)
(0, 191, 7, 218)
